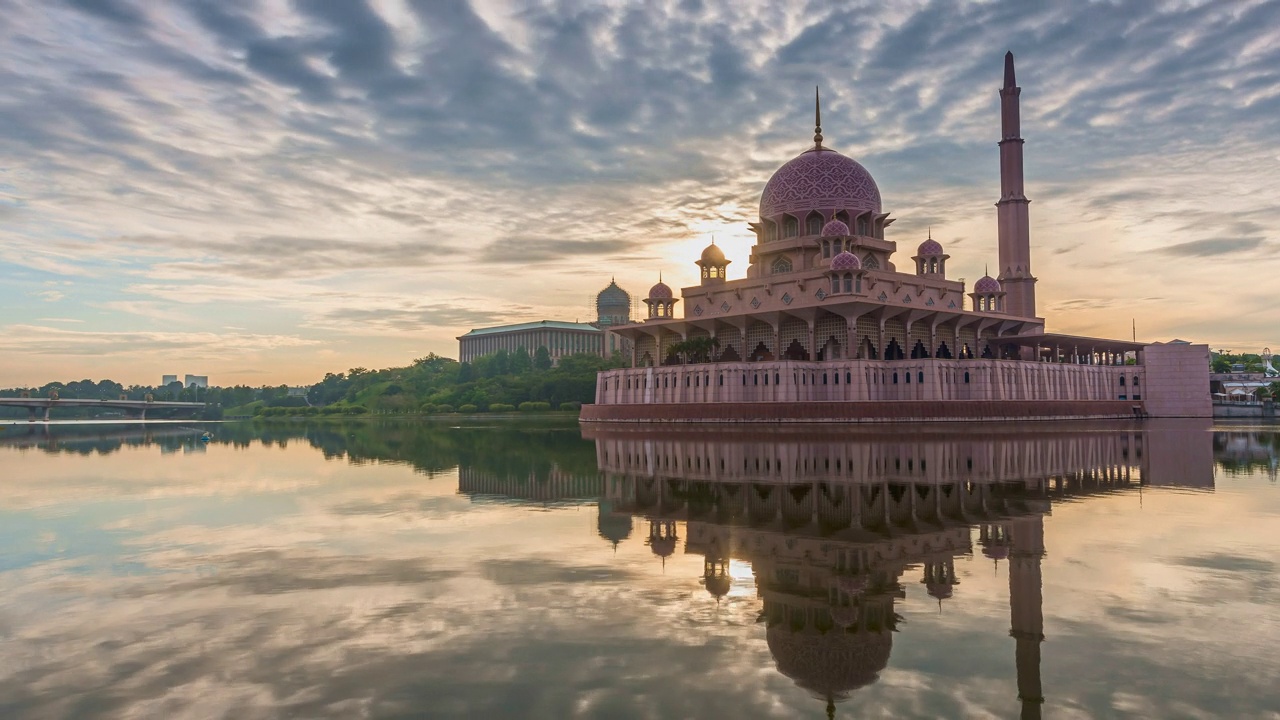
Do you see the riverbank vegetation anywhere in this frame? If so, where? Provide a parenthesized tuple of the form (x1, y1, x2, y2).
(1, 350, 625, 419)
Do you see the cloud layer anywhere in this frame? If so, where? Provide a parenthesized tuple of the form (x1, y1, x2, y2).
(1, 0, 1278, 383)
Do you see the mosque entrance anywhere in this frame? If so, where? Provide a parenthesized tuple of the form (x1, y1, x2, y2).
(783, 340, 808, 361)
(748, 343, 775, 362)
(860, 338, 878, 360)
(885, 339, 906, 361)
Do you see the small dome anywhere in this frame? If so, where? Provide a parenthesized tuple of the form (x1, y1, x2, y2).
(700, 242, 726, 265)
(926, 582, 954, 601)
(917, 238, 944, 256)
(705, 574, 732, 598)
(981, 543, 1009, 561)
(830, 251, 861, 272)
(974, 275, 1001, 293)
(821, 219, 850, 237)
(648, 281, 673, 299)
(649, 536, 677, 558)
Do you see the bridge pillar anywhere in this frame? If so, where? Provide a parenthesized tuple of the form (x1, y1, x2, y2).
(43, 407, 51, 422)
(28, 407, 37, 422)
(139, 408, 147, 421)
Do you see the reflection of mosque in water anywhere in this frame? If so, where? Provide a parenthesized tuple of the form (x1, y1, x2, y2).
(448, 423, 1224, 718)
(578, 423, 1217, 719)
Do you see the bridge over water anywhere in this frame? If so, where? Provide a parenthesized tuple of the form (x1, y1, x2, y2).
(0, 398, 207, 421)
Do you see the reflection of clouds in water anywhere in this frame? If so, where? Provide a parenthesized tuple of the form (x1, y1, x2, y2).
(2, 425, 1280, 718)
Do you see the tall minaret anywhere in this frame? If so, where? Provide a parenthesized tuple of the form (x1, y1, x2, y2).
(997, 51, 1037, 318)
(1009, 515, 1046, 720)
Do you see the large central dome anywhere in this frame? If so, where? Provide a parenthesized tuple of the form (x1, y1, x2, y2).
(759, 147, 881, 220)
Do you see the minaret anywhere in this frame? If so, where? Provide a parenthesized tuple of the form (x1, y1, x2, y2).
(1008, 515, 1046, 720)
(996, 51, 1037, 318)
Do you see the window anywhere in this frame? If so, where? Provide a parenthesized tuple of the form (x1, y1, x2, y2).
(1119, 376, 1126, 386)
(771, 256, 793, 274)
(843, 274, 853, 293)
(1133, 376, 1140, 387)
(831, 276, 840, 293)
(918, 371, 924, 384)
(964, 372, 970, 384)
(893, 372, 899, 384)
(846, 372, 852, 384)
(863, 255, 880, 270)
(806, 214, 823, 236)
(784, 216, 798, 237)
(822, 240, 831, 258)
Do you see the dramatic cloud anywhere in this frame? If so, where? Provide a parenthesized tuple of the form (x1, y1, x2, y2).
(0, 0, 1278, 383)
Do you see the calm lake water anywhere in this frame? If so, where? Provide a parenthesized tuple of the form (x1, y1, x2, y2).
(1, 418, 1278, 719)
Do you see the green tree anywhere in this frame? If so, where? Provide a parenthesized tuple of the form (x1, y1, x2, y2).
(511, 346, 533, 374)
(534, 345, 553, 371)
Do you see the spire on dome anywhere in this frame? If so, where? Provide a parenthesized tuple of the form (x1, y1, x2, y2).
(813, 86, 823, 149)
(1003, 51, 1016, 89)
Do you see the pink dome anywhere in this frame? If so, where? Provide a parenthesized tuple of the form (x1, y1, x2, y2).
(648, 281, 673, 299)
(821, 219, 850, 236)
(974, 275, 1001, 293)
(830, 251, 861, 271)
(760, 148, 881, 219)
(917, 238, 944, 256)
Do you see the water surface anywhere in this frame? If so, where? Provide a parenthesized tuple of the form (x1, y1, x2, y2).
(1, 419, 1278, 719)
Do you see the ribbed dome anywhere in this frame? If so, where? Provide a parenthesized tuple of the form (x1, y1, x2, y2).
(700, 242, 726, 264)
(821, 219, 850, 237)
(767, 624, 892, 699)
(917, 238, 944, 256)
(648, 281, 673, 300)
(830, 251, 861, 272)
(760, 148, 881, 220)
(974, 275, 1002, 293)
(597, 280, 630, 306)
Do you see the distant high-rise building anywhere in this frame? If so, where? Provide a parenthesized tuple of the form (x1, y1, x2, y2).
(184, 375, 209, 389)
(162, 375, 179, 387)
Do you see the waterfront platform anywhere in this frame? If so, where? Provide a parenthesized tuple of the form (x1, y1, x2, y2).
(581, 399, 1140, 423)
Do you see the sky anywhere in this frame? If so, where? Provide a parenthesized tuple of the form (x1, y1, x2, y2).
(1, 0, 1278, 387)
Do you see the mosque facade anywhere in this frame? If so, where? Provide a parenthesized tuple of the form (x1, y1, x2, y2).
(584, 53, 1209, 422)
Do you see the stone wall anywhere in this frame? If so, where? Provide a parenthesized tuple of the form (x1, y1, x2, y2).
(1141, 342, 1211, 418)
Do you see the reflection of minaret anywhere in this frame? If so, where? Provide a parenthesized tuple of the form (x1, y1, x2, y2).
(1009, 515, 1045, 720)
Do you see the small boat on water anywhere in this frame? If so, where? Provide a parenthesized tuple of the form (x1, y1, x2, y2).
(199, 432, 213, 443)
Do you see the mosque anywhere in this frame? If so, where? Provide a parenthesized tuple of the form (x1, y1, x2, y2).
(585, 53, 1210, 423)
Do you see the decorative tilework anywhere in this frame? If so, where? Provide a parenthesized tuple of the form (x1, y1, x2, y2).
(815, 288, 827, 300)
(759, 149, 882, 218)
(720, 301, 731, 312)
(782, 292, 793, 305)
(693, 304, 704, 316)
(750, 297, 761, 309)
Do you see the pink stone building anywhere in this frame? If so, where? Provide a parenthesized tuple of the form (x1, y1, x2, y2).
(585, 53, 1209, 422)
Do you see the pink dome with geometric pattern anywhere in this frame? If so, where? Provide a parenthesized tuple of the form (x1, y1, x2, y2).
(830, 251, 861, 271)
(917, 238, 944, 256)
(821, 219, 850, 236)
(648, 281, 673, 299)
(760, 148, 881, 219)
(974, 275, 1001, 293)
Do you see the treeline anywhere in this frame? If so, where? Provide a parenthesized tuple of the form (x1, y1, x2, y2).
(2, 348, 626, 419)
(304, 349, 626, 413)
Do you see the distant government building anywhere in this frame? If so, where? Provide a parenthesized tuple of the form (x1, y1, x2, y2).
(456, 279, 635, 364)
(583, 53, 1210, 423)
